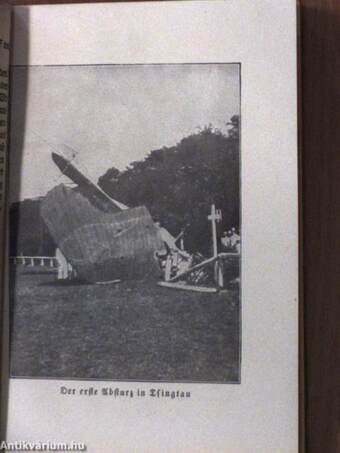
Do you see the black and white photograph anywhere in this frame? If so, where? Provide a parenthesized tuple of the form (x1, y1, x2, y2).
(9, 63, 241, 383)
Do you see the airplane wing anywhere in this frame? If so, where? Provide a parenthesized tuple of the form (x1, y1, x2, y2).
(52, 152, 128, 212)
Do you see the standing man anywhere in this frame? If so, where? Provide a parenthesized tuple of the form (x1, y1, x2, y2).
(230, 227, 241, 253)
(221, 230, 232, 251)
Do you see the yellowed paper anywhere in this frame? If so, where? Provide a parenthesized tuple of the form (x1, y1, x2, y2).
(6, 2, 298, 452)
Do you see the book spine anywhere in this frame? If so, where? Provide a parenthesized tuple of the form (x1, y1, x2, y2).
(0, 5, 11, 439)
(0, 7, 10, 277)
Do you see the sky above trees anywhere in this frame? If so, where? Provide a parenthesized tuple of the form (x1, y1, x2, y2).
(9, 64, 240, 202)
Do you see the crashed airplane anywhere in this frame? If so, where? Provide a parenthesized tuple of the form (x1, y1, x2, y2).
(41, 152, 191, 284)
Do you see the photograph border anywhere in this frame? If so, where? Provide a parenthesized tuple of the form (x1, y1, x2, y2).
(8, 61, 242, 385)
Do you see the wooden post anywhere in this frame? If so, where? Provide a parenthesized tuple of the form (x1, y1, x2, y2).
(165, 255, 172, 281)
(217, 256, 224, 288)
(180, 237, 184, 250)
(209, 204, 218, 258)
(208, 204, 223, 287)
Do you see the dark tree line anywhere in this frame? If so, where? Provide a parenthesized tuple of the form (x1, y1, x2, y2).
(10, 115, 240, 257)
(98, 115, 240, 255)
(10, 198, 55, 256)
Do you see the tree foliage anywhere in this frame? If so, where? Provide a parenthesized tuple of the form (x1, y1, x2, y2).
(10, 199, 55, 256)
(98, 116, 240, 254)
(10, 116, 240, 257)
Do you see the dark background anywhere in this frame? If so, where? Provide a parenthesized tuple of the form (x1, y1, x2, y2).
(1, 0, 339, 451)
(300, 1, 340, 452)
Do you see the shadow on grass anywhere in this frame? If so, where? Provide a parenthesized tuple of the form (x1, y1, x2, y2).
(38, 279, 89, 287)
(20, 270, 56, 276)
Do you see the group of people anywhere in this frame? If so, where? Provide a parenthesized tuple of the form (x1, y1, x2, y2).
(220, 228, 240, 253)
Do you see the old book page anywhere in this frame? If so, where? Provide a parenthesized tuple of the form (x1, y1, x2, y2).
(5, 2, 298, 452)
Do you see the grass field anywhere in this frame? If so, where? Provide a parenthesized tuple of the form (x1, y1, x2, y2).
(10, 266, 240, 383)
